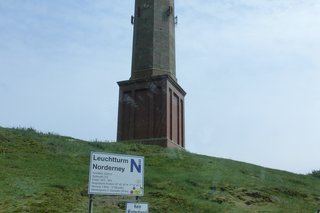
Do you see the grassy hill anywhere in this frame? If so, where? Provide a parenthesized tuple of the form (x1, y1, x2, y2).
(0, 127, 319, 213)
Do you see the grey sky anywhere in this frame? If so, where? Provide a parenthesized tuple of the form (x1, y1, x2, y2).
(0, 0, 319, 174)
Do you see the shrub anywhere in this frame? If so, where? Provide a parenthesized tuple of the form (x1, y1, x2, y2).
(310, 170, 320, 178)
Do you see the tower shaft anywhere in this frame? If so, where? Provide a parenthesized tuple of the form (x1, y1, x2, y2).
(131, 0, 176, 81)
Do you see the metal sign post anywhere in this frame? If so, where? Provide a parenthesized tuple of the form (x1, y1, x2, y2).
(88, 194, 94, 213)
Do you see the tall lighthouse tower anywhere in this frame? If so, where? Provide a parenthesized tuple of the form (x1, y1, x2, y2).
(117, 0, 186, 148)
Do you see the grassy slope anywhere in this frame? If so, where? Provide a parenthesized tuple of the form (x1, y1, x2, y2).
(0, 127, 319, 213)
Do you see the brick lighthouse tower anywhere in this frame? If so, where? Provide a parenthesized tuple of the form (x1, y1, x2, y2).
(117, 0, 186, 148)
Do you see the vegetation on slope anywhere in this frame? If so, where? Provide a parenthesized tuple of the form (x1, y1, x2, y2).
(311, 170, 320, 178)
(0, 127, 319, 212)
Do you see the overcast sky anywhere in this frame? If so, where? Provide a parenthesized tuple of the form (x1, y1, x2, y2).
(1, 0, 319, 174)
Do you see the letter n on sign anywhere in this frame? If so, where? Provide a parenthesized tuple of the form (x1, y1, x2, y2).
(130, 159, 141, 173)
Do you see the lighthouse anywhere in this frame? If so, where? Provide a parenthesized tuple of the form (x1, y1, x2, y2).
(117, 0, 186, 148)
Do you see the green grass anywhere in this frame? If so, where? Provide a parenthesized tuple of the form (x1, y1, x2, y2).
(0, 127, 319, 212)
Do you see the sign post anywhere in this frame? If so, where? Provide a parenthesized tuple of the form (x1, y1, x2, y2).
(88, 152, 145, 212)
(88, 194, 94, 213)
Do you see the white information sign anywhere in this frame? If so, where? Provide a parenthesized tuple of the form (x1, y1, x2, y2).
(126, 203, 149, 213)
(88, 152, 144, 196)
